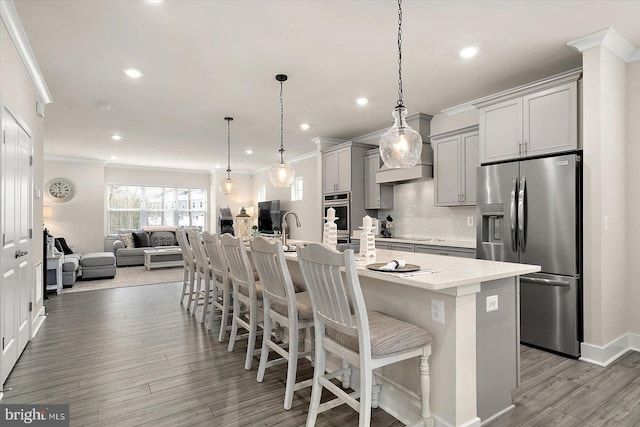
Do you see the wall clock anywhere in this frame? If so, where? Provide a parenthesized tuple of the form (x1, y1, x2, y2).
(46, 178, 75, 203)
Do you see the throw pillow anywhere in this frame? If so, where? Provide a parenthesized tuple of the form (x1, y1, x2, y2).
(150, 231, 177, 247)
(55, 237, 74, 255)
(132, 231, 151, 248)
(118, 233, 135, 248)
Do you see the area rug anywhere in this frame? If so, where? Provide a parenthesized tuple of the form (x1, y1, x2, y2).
(63, 265, 183, 293)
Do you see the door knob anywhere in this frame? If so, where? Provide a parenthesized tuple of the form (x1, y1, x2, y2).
(14, 250, 28, 258)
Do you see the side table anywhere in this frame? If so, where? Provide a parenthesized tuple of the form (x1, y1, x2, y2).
(46, 255, 64, 294)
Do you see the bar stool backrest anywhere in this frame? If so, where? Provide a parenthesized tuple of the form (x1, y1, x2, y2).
(187, 229, 208, 270)
(176, 229, 193, 263)
(202, 232, 229, 283)
(297, 243, 371, 358)
(220, 233, 255, 295)
(250, 237, 294, 308)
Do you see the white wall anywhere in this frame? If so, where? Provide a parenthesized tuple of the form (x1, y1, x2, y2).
(251, 154, 321, 243)
(214, 172, 253, 234)
(581, 46, 629, 347)
(1, 19, 46, 326)
(627, 61, 640, 335)
(43, 162, 213, 253)
(44, 159, 105, 253)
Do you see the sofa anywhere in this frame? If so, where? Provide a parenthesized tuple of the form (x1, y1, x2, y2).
(112, 226, 181, 267)
(48, 237, 116, 287)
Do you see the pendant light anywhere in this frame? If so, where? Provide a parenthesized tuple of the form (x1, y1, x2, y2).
(379, 0, 422, 169)
(220, 116, 237, 196)
(269, 74, 295, 187)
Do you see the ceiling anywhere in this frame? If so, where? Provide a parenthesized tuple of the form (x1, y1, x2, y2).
(14, 0, 640, 173)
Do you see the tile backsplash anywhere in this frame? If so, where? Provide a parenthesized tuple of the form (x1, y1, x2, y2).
(376, 179, 476, 241)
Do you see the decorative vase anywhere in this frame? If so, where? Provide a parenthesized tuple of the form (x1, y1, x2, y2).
(323, 217, 338, 249)
(359, 226, 376, 257)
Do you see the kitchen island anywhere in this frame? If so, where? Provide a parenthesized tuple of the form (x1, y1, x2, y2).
(283, 247, 539, 427)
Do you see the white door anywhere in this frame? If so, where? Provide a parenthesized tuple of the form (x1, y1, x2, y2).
(1, 106, 32, 384)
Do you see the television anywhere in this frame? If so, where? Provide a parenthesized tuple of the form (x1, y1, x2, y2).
(258, 200, 282, 235)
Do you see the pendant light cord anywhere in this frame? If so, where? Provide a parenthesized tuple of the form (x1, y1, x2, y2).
(397, 0, 404, 108)
(279, 80, 285, 164)
(225, 117, 232, 179)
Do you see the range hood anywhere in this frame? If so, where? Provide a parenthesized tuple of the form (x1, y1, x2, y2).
(375, 113, 434, 184)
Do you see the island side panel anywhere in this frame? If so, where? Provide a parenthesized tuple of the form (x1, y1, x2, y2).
(476, 277, 519, 421)
(356, 274, 479, 427)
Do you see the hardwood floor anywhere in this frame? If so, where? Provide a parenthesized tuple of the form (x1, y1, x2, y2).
(488, 345, 640, 427)
(2, 282, 402, 426)
(4, 282, 640, 426)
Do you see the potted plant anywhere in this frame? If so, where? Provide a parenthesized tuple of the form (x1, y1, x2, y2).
(273, 226, 280, 236)
(251, 225, 258, 238)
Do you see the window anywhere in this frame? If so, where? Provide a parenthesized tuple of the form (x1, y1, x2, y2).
(257, 184, 267, 202)
(107, 185, 206, 233)
(291, 176, 303, 201)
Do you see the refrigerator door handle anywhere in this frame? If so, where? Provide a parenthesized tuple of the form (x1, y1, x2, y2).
(510, 178, 518, 252)
(518, 176, 527, 251)
(521, 276, 571, 287)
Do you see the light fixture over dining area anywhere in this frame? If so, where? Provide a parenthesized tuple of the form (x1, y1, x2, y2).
(379, 0, 423, 169)
(269, 74, 295, 188)
(220, 116, 237, 196)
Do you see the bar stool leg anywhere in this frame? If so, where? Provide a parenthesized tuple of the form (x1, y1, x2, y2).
(419, 352, 434, 427)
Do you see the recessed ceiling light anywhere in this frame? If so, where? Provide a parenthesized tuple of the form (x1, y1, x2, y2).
(98, 104, 111, 111)
(111, 134, 122, 141)
(245, 149, 253, 155)
(356, 98, 369, 106)
(123, 69, 143, 78)
(146, 0, 163, 3)
(214, 163, 221, 169)
(459, 46, 478, 59)
(300, 123, 310, 130)
(110, 156, 118, 160)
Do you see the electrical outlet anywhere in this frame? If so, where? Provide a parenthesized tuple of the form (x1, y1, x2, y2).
(486, 295, 498, 312)
(467, 216, 474, 227)
(431, 299, 445, 324)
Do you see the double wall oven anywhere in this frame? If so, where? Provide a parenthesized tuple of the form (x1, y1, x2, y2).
(323, 192, 350, 243)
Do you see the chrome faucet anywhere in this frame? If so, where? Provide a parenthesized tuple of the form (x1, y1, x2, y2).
(281, 211, 301, 246)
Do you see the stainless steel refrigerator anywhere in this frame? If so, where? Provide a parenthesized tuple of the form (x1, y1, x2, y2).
(476, 152, 582, 357)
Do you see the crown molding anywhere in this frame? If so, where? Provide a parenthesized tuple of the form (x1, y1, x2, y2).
(44, 155, 106, 165)
(567, 27, 639, 63)
(105, 163, 211, 175)
(251, 150, 317, 174)
(0, 0, 53, 104)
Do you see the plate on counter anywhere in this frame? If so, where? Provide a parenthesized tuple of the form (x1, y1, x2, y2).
(366, 263, 421, 273)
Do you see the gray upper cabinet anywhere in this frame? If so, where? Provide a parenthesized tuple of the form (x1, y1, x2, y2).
(433, 126, 479, 206)
(323, 146, 352, 193)
(475, 69, 581, 164)
(364, 149, 393, 210)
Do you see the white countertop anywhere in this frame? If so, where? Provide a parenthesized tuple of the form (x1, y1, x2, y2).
(284, 247, 539, 293)
(350, 234, 476, 249)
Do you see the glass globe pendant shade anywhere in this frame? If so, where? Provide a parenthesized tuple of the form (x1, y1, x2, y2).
(379, 105, 422, 169)
(269, 162, 295, 187)
(220, 176, 237, 196)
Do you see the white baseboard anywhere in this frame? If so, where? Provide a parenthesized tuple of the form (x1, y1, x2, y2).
(31, 306, 46, 338)
(481, 405, 514, 425)
(580, 333, 640, 367)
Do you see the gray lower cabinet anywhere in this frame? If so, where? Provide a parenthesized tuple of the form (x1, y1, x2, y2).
(389, 242, 415, 252)
(432, 126, 479, 206)
(415, 244, 476, 258)
(374, 240, 476, 258)
(375, 241, 390, 250)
